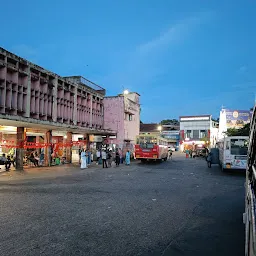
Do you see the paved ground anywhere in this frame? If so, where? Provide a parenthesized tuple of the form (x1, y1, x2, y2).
(0, 153, 245, 256)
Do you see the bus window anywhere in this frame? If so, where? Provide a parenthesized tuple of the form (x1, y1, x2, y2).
(230, 139, 248, 155)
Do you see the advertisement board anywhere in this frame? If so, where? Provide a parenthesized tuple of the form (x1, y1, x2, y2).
(225, 109, 252, 128)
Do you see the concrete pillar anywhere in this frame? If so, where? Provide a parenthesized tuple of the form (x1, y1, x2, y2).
(52, 77, 58, 122)
(73, 89, 77, 125)
(66, 132, 72, 163)
(85, 134, 90, 150)
(90, 94, 93, 127)
(44, 130, 52, 166)
(36, 136, 40, 154)
(16, 127, 25, 171)
(25, 69, 31, 118)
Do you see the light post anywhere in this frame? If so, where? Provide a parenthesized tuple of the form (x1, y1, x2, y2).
(123, 89, 129, 95)
(158, 125, 162, 136)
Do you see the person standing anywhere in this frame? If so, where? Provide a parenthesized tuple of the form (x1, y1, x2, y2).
(96, 149, 101, 165)
(80, 149, 87, 169)
(107, 150, 112, 167)
(102, 150, 108, 168)
(87, 150, 91, 166)
(119, 148, 123, 164)
(91, 150, 94, 163)
(78, 147, 82, 164)
(189, 149, 193, 158)
(115, 150, 120, 166)
(125, 150, 131, 165)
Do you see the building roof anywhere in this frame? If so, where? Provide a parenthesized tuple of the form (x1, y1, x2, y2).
(179, 115, 211, 118)
(140, 123, 159, 133)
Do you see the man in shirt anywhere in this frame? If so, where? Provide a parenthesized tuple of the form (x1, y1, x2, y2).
(101, 150, 108, 168)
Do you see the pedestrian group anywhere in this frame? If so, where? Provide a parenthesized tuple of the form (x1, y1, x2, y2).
(80, 148, 131, 169)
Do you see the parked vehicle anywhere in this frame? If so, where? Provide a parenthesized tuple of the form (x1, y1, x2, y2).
(135, 135, 168, 162)
(216, 136, 249, 171)
(244, 106, 256, 256)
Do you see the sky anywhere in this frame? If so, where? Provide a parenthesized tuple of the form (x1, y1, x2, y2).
(1, 0, 256, 122)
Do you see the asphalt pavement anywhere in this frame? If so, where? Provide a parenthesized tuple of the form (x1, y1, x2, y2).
(0, 153, 245, 256)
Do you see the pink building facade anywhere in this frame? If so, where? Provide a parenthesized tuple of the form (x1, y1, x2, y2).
(0, 47, 112, 170)
(103, 93, 140, 151)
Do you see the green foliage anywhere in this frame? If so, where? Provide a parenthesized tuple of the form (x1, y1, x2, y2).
(225, 123, 250, 136)
(160, 119, 179, 125)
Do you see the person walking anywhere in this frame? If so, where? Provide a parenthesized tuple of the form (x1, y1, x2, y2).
(125, 150, 131, 165)
(80, 149, 87, 169)
(115, 150, 120, 166)
(102, 149, 108, 168)
(207, 152, 212, 168)
(168, 150, 172, 160)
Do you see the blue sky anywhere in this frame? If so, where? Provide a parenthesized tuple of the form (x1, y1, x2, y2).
(1, 0, 255, 122)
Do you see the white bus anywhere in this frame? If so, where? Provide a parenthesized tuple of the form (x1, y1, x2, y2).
(217, 136, 249, 171)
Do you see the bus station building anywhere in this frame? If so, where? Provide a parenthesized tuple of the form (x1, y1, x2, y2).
(0, 47, 115, 170)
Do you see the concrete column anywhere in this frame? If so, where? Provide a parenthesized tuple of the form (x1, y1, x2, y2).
(0, 57, 7, 114)
(90, 94, 93, 127)
(66, 132, 72, 163)
(44, 130, 52, 166)
(16, 127, 25, 171)
(25, 68, 31, 118)
(52, 77, 58, 122)
(36, 136, 40, 155)
(73, 89, 77, 125)
(85, 134, 90, 150)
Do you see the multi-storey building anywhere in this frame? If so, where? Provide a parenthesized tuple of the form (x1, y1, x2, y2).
(0, 47, 112, 170)
(103, 92, 140, 152)
(179, 115, 218, 150)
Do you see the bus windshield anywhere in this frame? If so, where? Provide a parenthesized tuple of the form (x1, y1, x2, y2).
(139, 143, 154, 149)
(230, 139, 248, 155)
(136, 136, 157, 144)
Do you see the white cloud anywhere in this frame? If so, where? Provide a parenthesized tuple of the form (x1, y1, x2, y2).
(238, 65, 247, 73)
(136, 13, 209, 55)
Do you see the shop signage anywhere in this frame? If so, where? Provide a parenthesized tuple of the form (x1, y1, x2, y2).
(180, 116, 210, 121)
(89, 135, 103, 142)
(224, 109, 252, 128)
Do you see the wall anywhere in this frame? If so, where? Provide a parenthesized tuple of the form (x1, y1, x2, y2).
(103, 97, 125, 146)
(124, 94, 140, 145)
(0, 47, 104, 130)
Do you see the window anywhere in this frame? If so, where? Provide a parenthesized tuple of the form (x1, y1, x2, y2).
(200, 130, 207, 138)
(230, 139, 248, 155)
(129, 114, 132, 121)
(185, 130, 192, 138)
(193, 130, 199, 139)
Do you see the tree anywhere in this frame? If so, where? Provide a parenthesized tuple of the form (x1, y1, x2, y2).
(225, 123, 250, 136)
(212, 117, 219, 122)
(160, 119, 179, 125)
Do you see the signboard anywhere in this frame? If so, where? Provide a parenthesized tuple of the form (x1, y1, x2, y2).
(180, 116, 210, 121)
(89, 135, 103, 142)
(225, 109, 252, 128)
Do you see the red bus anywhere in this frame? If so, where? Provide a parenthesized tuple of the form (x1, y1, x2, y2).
(135, 135, 169, 162)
